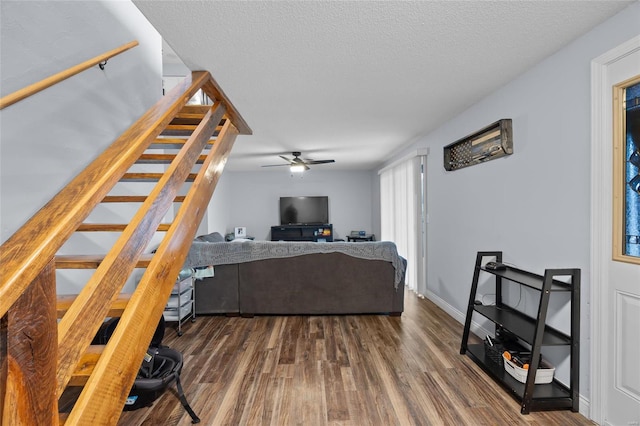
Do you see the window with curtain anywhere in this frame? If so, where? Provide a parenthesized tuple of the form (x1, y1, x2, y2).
(380, 154, 427, 295)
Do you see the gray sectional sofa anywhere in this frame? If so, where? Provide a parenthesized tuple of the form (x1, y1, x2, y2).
(186, 238, 406, 316)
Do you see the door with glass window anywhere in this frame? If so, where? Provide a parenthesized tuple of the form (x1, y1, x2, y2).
(601, 44, 640, 426)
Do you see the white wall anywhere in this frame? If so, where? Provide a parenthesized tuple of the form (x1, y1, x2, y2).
(205, 170, 376, 241)
(204, 171, 233, 236)
(380, 1, 640, 407)
(0, 0, 163, 292)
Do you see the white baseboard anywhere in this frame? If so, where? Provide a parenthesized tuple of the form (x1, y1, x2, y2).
(579, 395, 590, 420)
(425, 289, 493, 339)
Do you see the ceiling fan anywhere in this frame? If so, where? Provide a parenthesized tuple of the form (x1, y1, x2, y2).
(261, 151, 335, 172)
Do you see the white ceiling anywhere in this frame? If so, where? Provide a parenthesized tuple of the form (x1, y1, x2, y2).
(133, 0, 633, 171)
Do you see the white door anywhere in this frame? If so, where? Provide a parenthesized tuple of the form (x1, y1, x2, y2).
(592, 36, 640, 426)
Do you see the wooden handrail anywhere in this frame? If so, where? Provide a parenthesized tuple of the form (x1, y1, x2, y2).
(0, 40, 138, 110)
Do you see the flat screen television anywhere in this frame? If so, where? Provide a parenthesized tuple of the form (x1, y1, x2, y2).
(280, 196, 329, 225)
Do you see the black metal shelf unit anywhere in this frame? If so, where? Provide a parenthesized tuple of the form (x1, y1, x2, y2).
(459, 251, 580, 414)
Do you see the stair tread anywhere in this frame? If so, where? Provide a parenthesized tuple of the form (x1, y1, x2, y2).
(68, 345, 105, 387)
(136, 154, 206, 164)
(165, 124, 200, 130)
(181, 105, 213, 114)
(159, 119, 224, 137)
(102, 195, 186, 203)
(149, 137, 215, 149)
(57, 294, 131, 319)
(169, 109, 225, 125)
(55, 254, 153, 269)
(76, 223, 172, 232)
(121, 172, 198, 182)
(58, 343, 102, 420)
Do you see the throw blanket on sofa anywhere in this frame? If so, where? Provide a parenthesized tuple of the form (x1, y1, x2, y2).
(185, 240, 406, 288)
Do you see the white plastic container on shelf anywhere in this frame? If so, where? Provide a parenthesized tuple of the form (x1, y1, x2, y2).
(171, 275, 192, 295)
(163, 269, 195, 335)
(503, 354, 555, 384)
(163, 301, 193, 322)
(166, 287, 193, 308)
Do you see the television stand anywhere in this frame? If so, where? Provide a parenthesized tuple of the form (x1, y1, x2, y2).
(271, 224, 333, 242)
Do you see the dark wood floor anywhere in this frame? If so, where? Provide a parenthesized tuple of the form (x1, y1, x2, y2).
(118, 291, 594, 426)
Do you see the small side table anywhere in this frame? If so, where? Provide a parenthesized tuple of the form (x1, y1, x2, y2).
(347, 234, 375, 242)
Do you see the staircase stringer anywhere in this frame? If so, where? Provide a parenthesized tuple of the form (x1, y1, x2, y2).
(1, 69, 251, 425)
(56, 101, 227, 397)
(66, 117, 239, 424)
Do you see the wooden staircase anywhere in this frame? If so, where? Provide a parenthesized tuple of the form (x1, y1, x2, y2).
(0, 70, 250, 424)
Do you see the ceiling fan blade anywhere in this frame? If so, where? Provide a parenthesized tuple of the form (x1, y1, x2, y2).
(306, 159, 335, 165)
(262, 152, 332, 169)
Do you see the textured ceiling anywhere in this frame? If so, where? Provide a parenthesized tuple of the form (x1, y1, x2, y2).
(133, 0, 633, 171)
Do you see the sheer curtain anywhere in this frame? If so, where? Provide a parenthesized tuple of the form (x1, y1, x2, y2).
(380, 154, 426, 295)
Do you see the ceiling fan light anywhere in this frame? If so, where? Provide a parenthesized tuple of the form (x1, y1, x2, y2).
(290, 164, 306, 173)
